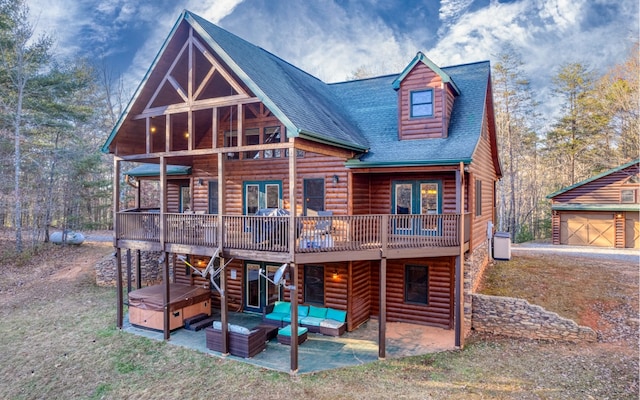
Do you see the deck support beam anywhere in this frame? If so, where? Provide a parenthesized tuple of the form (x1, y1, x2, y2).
(378, 257, 387, 359)
(220, 256, 229, 356)
(454, 162, 465, 348)
(289, 141, 299, 375)
(159, 156, 172, 341)
(114, 157, 124, 330)
(290, 263, 299, 374)
(116, 248, 123, 329)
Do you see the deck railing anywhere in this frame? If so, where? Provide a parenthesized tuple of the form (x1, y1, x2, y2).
(115, 212, 470, 253)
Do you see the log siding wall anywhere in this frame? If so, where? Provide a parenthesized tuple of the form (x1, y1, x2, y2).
(398, 62, 455, 140)
(370, 257, 454, 328)
(551, 163, 639, 204)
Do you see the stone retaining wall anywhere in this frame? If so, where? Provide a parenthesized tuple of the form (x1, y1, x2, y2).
(463, 240, 490, 336)
(472, 293, 597, 342)
(95, 251, 166, 287)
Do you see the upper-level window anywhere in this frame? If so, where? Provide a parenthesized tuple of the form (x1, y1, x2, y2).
(621, 189, 636, 203)
(410, 89, 434, 118)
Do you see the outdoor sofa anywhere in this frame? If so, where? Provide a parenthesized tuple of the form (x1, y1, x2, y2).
(205, 321, 266, 358)
(262, 301, 347, 336)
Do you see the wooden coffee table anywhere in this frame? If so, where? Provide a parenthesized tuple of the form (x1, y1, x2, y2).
(252, 323, 279, 341)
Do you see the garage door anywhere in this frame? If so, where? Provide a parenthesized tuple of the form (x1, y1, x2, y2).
(560, 212, 615, 247)
(625, 212, 640, 248)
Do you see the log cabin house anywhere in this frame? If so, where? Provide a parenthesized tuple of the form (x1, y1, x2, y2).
(548, 159, 640, 248)
(101, 10, 502, 372)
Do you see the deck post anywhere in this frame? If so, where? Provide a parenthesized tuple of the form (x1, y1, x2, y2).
(288, 140, 299, 375)
(454, 162, 465, 348)
(379, 257, 387, 359)
(290, 262, 299, 374)
(126, 249, 132, 294)
(159, 156, 171, 341)
(113, 157, 123, 329)
(379, 214, 388, 359)
(220, 256, 229, 356)
(163, 252, 170, 340)
(115, 248, 123, 329)
(136, 250, 142, 290)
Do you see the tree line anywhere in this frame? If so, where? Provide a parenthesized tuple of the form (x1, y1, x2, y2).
(493, 43, 638, 242)
(0, 0, 638, 252)
(0, 0, 119, 252)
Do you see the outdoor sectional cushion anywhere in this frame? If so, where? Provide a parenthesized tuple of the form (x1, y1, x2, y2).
(300, 305, 328, 326)
(325, 308, 346, 323)
(278, 325, 308, 337)
(212, 321, 254, 335)
(308, 305, 328, 319)
(319, 319, 344, 330)
(283, 305, 310, 324)
(264, 301, 291, 323)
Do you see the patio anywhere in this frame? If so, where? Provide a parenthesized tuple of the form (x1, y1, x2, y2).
(122, 312, 456, 374)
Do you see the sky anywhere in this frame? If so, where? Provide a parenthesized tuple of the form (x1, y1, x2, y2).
(26, 0, 639, 123)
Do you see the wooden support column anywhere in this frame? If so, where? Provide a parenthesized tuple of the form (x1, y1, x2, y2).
(379, 214, 388, 359)
(145, 117, 151, 154)
(217, 154, 224, 248)
(455, 162, 465, 348)
(159, 156, 171, 341)
(163, 253, 170, 341)
(116, 248, 123, 329)
(217, 152, 228, 355)
(113, 157, 123, 329)
(220, 256, 229, 356)
(289, 140, 298, 375)
(290, 262, 299, 374)
(136, 250, 142, 290)
(379, 257, 387, 359)
(126, 249, 132, 294)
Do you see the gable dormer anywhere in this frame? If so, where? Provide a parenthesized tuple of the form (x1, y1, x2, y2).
(393, 52, 460, 140)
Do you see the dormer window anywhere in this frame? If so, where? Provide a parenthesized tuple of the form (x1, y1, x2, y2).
(410, 89, 434, 118)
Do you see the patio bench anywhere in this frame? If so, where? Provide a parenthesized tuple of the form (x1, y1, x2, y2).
(263, 301, 347, 336)
(205, 321, 266, 358)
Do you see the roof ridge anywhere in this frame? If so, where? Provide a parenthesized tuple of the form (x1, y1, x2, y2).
(185, 10, 325, 84)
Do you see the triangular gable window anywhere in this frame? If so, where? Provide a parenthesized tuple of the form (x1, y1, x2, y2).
(196, 70, 238, 101)
(150, 81, 186, 108)
(144, 31, 246, 111)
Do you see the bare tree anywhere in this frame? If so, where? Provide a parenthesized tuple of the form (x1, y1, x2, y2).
(492, 47, 540, 241)
(0, 0, 53, 252)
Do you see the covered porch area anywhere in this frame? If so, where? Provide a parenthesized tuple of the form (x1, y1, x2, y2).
(122, 312, 455, 374)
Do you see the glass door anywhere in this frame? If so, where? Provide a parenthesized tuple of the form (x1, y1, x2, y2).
(244, 261, 283, 313)
(392, 181, 441, 235)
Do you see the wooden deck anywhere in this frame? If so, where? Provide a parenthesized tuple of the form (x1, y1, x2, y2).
(115, 211, 470, 261)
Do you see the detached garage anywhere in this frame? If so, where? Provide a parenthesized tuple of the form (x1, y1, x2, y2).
(549, 159, 640, 249)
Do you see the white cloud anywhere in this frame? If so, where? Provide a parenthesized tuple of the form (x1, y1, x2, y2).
(216, 1, 421, 82)
(196, 0, 246, 23)
(438, 0, 474, 36)
(538, 0, 586, 31)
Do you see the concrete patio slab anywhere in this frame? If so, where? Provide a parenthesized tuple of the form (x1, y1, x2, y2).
(122, 312, 456, 374)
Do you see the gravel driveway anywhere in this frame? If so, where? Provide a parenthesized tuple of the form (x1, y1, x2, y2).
(512, 242, 639, 264)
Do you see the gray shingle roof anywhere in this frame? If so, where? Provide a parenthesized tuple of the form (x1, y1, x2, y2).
(332, 61, 490, 167)
(103, 10, 492, 166)
(187, 11, 368, 151)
